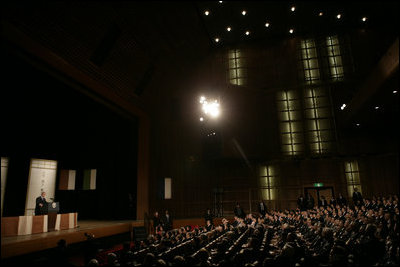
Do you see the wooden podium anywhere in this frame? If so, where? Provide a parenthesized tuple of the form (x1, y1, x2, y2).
(47, 202, 59, 232)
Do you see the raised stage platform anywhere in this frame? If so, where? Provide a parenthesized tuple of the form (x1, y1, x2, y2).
(1, 219, 144, 259)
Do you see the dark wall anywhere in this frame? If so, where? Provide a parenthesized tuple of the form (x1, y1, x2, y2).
(1, 44, 138, 220)
(147, 30, 398, 218)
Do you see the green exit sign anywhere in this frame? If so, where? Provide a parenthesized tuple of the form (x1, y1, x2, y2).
(314, 182, 324, 187)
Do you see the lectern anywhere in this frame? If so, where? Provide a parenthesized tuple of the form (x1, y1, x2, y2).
(47, 202, 60, 231)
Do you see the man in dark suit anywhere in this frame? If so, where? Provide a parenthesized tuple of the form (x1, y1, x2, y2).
(258, 200, 267, 217)
(352, 187, 363, 206)
(204, 208, 214, 225)
(162, 209, 173, 231)
(306, 193, 315, 210)
(318, 195, 328, 208)
(35, 191, 48, 215)
(234, 203, 246, 219)
(297, 195, 306, 211)
(337, 193, 347, 207)
(152, 211, 161, 234)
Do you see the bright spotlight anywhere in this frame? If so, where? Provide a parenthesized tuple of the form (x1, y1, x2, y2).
(199, 96, 221, 119)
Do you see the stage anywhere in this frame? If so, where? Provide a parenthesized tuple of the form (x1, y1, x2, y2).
(1, 219, 144, 259)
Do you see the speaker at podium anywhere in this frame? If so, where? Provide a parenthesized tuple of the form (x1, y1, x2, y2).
(47, 202, 60, 231)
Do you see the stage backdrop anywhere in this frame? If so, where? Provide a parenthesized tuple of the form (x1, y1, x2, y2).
(1, 157, 9, 216)
(25, 159, 57, 215)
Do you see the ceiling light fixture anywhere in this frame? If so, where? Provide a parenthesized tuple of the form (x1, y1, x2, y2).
(318, 11, 324, 16)
(340, 104, 347, 110)
(204, 10, 210, 16)
(245, 30, 250, 35)
(242, 10, 247, 16)
(215, 37, 220, 42)
(362, 17, 367, 22)
(265, 22, 270, 27)
(291, 6, 296, 12)
(375, 106, 379, 110)
(227, 26, 231, 32)
(200, 96, 221, 118)
(356, 123, 360, 127)
(219, 1, 223, 3)
(289, 28, 294, 34)
(337, 14, 342, 19)
(393, 90, 398, 94)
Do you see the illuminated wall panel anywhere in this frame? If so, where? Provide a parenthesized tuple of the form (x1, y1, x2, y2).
(303, 87, 334, 154)
(345, 160, 362, 198)
(277, 90, 304, 156)
(1, 157, 9, 215)
(326, 36, 344, 81)
(300, 39, 320, 84)
(259, 165, 277, 201)
(228, 49, 247, 85)
(25, 159, 57, 215)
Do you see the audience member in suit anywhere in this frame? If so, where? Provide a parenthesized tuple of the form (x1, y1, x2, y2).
(318, 196, 328, 208)
(329, 196, 337, 206)
(205, 220, 214, 231)
(337, 193, 347, 207)
(297, 195, 306, 211)
(234, 203, 246, 219)
(204, 208, 214, 225)
(152, 211, 161, 234)
(258, 200, 267, 217)
(306, 193, 315, 210)
(35, 191, 48, 215)
(353, 187, 363, 206)
(162, 209, 173, 231)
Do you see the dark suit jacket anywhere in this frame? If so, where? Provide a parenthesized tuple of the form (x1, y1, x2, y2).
(258, 202, 267, 216)
(353, 192, 363, 204)
(35, 196, 48, 215)
(162, 214, 173, 230)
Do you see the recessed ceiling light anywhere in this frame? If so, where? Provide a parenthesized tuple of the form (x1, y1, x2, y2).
(375, 106, 379, 110)
(215, 37, 220, 42)
(337, 14, 342, 19)
(318, 11, 324, 16)
(356, 123, 360, 126)
(393, 90, 398, 94)
(242, 10, 247, 16)
(265, 22, 270, 27)
(219, 1, 223, 3)
(362, 17, 367, 22)
(227, 26, 231, 32)
(289, 28, 294, 34)
(340, 104, 347, 110)
(245, 30, 250, 35)
(200, 117, 204, 121)
(291, 6, 296, 12)
(204, 10, 210, 16)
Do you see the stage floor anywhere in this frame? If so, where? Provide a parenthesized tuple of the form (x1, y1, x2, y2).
(1, 220, 144, 259)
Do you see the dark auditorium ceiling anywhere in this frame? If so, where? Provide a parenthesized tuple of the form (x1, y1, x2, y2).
(1, 1, 398, 132)
(195, 1, 399, 46)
